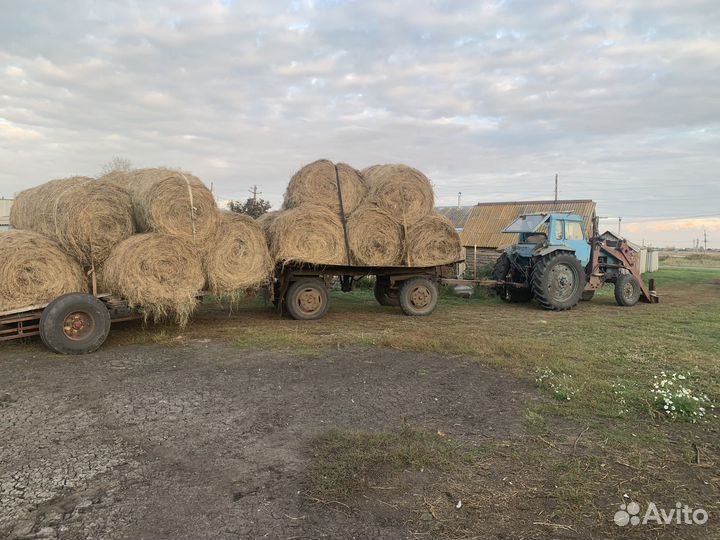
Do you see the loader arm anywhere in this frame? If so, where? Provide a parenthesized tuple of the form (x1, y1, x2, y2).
(598, 240, 658, 303)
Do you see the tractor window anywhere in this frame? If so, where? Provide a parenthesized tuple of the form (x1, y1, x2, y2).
(566, 222, 584, 240)
(555, 221, 564, 240)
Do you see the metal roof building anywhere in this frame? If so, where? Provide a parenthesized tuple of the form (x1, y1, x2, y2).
(438, 199, 596, 248)
(0, 198, 13, 231)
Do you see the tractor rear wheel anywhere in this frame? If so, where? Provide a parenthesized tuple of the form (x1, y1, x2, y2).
(374, 277, 400, 307)
(531, 252, 584, 311)
(614, 274, 641, 307)
(492, 254, 532, 303)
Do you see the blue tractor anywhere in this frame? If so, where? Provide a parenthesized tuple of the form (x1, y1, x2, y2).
(492, 212, 657, 310)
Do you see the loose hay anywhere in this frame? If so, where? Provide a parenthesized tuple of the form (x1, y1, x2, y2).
(283, 159, 366, 215)
(204, 213, 274, 297)
(406, 212, 463, 267)
(268, 205, 347, 265)
(10, 177, 135, 266)
(363, 164, 434, 226)
(348, 204, 404, 266)
(104, 168, 219, 245)
(100, 233, 205, 325)
(0, 230, 87, 312)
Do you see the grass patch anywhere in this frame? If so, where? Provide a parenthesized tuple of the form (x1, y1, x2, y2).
(307, 428, 479, 502)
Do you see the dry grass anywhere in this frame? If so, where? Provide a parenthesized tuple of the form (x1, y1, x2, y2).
(268, 205, 347, 265)
(10, 176, 134, 266)
(0, 230, 87, 312)
(204, 212, 273, 297)
(104, 168, 219, 246)
(406, 212, 463, 267)
(100, 233, 205, 325)
(363, 164, 435, 226)
(347, 204, 404, 266)
(284, 159, 367, 215)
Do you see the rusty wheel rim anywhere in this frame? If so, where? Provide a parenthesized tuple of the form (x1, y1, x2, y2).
(409, 285, 432, 309)
(63, 311, 95, 341)
(296, 288, 323, 315)
(623, 281, 635, 301)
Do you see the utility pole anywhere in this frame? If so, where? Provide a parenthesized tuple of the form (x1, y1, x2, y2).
(457, 192, 462, 209)
(249, 185, 261, 201)
(618, 217, 622, 236)
(704, 229, 708, 251)
(554, 173, 558, 203)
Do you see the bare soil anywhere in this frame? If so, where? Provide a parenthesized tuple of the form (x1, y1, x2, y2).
(0, 342, 536, 539)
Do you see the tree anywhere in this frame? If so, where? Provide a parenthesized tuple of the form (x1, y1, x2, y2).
(228, 197, 271, 219)
(101, 156, 133, 175)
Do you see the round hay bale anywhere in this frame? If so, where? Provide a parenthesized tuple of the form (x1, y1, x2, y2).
(10, 177, 135, 266)
(283, 159, 366, 215)
(0, 230, 87, 312)
(204, 213, 274, 297)
(100, 233, 205, 325)
(363, 164, 434, 226)
(268, 205, 347, 265)
(347, 204, 404, 266)
(104, 168, 219, 245)
(406, 212, 463, 267)
(255, 210, 280, 244)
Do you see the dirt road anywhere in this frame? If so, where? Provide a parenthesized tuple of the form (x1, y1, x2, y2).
(0, 341, 534, 539)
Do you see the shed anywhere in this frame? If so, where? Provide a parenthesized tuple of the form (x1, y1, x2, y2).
(438, 199, 597, 276)
(0, 198, 13, 232)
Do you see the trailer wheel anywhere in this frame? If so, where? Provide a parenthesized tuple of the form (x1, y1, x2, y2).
(373, 277, 400, 307)
(531, 252, 584, 311)
(614, 274, 641, 307)
(285, 278, 329, 320)
(39, 293, 111, 355)
(399, 278, 438, 316)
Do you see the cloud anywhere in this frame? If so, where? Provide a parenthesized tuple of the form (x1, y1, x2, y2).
(0, 0, 718, 247)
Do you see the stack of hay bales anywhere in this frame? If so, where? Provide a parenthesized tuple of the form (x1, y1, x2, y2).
(266, 160, 462, 267)
(3, 168, 272, 323)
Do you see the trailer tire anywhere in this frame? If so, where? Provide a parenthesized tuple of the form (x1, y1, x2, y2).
(531, 252, 584, 311)
(373, 277, 400, 307)
(285, 278, 329, 320)
(399, 278, 438, 316)
(39, 293, 111, 355)
(614, 274, 641, 307)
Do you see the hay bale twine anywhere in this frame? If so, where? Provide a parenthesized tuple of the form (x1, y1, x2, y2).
(204, 213, 274, 297)
(283, 159, 366, 215)
(268, 205, 347, 265)
(104, 168, 219, 244)
(363, 164, 434, 226)
(100, 233, 205, 325)
(347, 204, 404, 266)
(0, 230, 87, 312)
(10, 177, 135, 266)
(406, 212, 463, 267)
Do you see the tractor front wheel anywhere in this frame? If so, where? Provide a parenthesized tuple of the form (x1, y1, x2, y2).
(614, 274, 641, 307)
(531, 252, 584, 311)
(492, 254, 532, 303)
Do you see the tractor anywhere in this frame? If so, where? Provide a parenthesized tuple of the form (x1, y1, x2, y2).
(492, 212, 658, 311)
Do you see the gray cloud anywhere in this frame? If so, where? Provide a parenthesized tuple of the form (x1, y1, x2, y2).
(1, 0, 719, 246)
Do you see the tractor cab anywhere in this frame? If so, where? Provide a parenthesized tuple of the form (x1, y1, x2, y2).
(503, 212, 591, 267)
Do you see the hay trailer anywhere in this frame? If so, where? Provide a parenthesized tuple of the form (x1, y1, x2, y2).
(0, 294, 140, 354)
(272, 262, 456, 320)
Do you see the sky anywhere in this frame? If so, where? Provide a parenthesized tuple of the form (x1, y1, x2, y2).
(0, 0, 718, 248)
